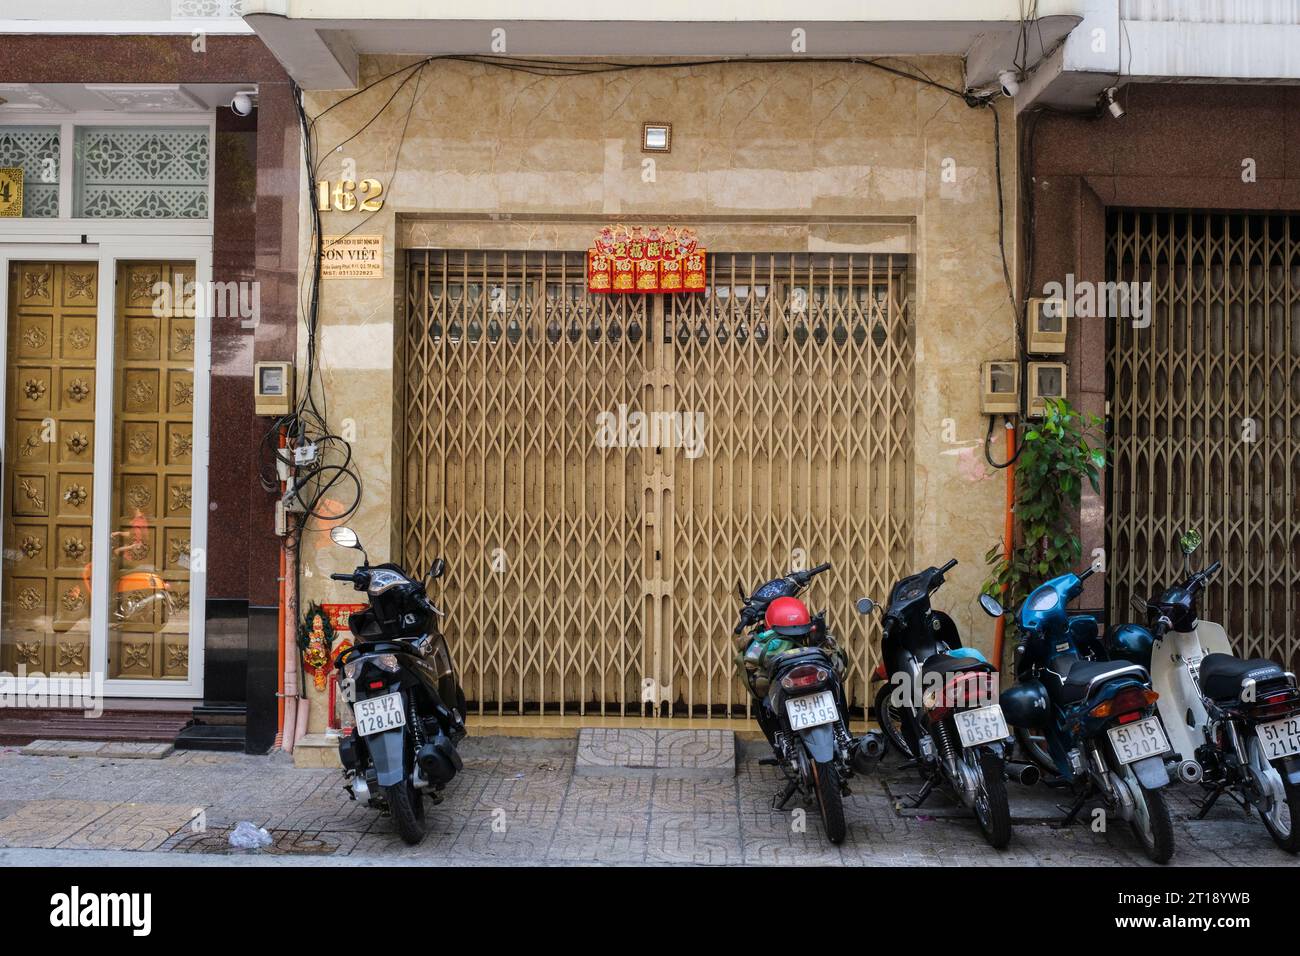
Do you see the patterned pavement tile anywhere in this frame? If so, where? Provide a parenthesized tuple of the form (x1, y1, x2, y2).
(651, 776, 738, 814)
(56, 802, 198, 851)
(647, 811, 742, 865)
(547, 810, 650, 863)
(576, 728, 658, 770)
(563, 776, 654, 816)
(0, 799, 115, 848)
(654, 730, 734, 770)
(452, 813, 554, 861)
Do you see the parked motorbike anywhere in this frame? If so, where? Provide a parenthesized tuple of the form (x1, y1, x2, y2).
(1109, 528, 1300, 852)
(328, 526, 467, 845)
(859, 558, 1018, 848)
(985, 563, 1177, 863)
(733, 562, 883, 844)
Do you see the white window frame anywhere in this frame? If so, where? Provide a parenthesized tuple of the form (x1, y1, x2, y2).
(0, 113, 215, 237)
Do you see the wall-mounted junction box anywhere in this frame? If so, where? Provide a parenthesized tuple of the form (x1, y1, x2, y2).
(980, 360, 1020, 415)
(1027, 361, 1068, 417)
(1026, 297, 1067, 354)
(254, 361, 292, 416)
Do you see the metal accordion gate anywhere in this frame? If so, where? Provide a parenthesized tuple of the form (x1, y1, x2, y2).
(1108, 211, 1300, 671)
(402, 249, 914, 717)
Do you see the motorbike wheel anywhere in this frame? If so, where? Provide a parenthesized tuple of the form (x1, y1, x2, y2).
(1258, 770, 1300, 854)
(971, 750, 1012, 850)
(1120, 764, 1174, 865)
(873, 684, 913, 760)
(384, 779, 428, 846)
(810, 760, 847, 845)
(1015, 726, 1057, 778)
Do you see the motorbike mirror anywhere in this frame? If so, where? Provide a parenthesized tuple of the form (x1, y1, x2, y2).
(1179, 528, 1202, 556)
(737, 581, 746, 601)
(855, 597, 876, 615)
(1130, 595, 1149, 616)
(329, 526, 361, 550)
(978, 593, 1004, 618)
(428, 557, 446, 580)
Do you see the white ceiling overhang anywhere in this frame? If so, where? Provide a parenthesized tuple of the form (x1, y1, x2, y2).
(0, 83, 251, 115)
(240, 2, 1082, 91)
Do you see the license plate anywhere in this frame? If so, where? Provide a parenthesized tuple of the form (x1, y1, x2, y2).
(1107, 716, 1171, 765)
(786, 690, 838, 731)
(1256, 715, 1300, 760)
(353, 691, 406, 737)
(955, 704, 1009, 748)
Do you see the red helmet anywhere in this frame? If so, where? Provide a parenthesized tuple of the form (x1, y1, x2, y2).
(765, 596, 812, 637)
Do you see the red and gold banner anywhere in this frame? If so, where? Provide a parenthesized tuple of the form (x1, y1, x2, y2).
(587, 225, 706, 294)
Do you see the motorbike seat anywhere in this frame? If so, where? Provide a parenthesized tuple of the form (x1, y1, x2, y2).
(765, 646, 831, 676)
(1042, 655, 1149, 706)
(1198, 653, 1286, 702)
(922, 652, 989, 677)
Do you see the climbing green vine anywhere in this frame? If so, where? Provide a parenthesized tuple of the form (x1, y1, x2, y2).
(983, 397, 1108, 613)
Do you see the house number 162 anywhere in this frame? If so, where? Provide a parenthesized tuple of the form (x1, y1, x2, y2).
(316, 179, 384, 212)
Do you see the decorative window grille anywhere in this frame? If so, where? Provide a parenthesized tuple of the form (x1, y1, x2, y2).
(74, 127, 209, 220)
(0, 126, 61, 218)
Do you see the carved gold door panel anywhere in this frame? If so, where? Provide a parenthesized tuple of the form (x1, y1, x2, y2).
(108, 261, 195, 680)
(2, 262, 100, 677)
(403, 249, 914, 718)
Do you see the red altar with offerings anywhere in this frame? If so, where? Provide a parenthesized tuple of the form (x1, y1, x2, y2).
(322, 603, 367, 732)
(586, 225, 707, 294)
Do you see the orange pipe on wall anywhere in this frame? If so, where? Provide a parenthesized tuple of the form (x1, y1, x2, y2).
(993, 420, 1016, 671)
(275, 426, 287, 748)
(276, 542, 286, 745)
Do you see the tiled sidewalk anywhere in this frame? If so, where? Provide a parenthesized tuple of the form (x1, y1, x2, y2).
(0, 737, 1294, 866)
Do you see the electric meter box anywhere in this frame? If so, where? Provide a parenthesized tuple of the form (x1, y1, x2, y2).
(1027, 361, 1068, 417)
(254, 361, 293, 416)
(980, 360, 1020, 415)
(1027, 297, 1067, 354)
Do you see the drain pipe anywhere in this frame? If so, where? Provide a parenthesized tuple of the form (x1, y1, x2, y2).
(282, 517, 301, 753)
(290, 522, 309, 746)
(993, 420, 1016, 671)
(274, 541, 286, 749)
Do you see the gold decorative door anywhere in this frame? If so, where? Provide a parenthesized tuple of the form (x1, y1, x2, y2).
(1108, 211, 1299, 671)
(403, 249, 913, 718)
(2, 261, 99, 678)
(108, 261, 196, 680)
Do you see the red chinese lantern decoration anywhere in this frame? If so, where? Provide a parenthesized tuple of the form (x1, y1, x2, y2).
(588, 225, 706, 294)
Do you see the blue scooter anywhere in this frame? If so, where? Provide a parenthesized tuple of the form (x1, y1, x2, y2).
(982, 564, 1177, 863)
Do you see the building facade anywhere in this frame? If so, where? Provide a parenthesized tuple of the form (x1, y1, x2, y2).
(0, 5, 299, 750)
(240, 0, 1055, 733)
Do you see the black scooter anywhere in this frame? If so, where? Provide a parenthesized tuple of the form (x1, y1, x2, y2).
(733, 562, 883, 845)
(328, 526, 467, 845)
(860, 559, 1019, 849)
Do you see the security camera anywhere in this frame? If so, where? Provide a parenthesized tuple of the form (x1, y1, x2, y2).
(1102, 87, 1124, 119)
(998, 70, 1021, 98)
(230, 91, 257, 117)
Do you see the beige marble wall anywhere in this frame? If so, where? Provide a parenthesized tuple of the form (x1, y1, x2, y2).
(298, 56, 1018, 731)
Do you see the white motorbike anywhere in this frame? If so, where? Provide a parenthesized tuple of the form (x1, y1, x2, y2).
(1112, 529, 1300, 852)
